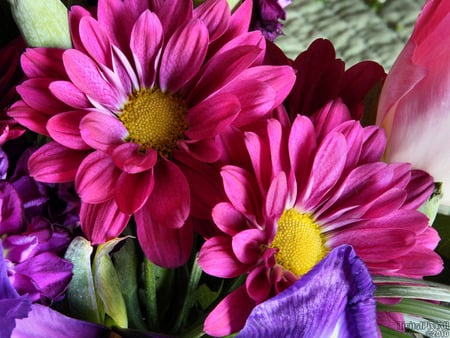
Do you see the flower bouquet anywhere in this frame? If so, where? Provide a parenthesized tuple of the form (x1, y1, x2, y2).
(1, 0, 450, 337)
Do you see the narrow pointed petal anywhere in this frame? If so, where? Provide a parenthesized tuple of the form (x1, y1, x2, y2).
(29, 142, 89, 183)
(80, 200, 130, 244)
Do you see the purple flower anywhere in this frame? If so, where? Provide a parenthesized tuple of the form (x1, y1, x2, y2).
(250, 0, 291, 41)
(236, 245, 379, 337)
(0, 240, 32, 338)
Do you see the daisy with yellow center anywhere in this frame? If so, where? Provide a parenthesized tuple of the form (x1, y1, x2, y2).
(9, 0, 296, 268)
(198, 101, 442, 336)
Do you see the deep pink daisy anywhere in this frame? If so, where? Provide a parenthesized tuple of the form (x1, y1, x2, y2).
(198, 101, 443, 336)
(7, 0, 295, 268)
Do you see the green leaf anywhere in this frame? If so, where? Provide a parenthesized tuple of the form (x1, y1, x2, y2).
(197, 283, 223, 311)
(113, 237, 146, 330)
(64, 236, 103, 324)
(93, 237, 129, 328)
(419, 182, 443, 225)
(375, 285, 450, 302)
(377, 299, 450, 323)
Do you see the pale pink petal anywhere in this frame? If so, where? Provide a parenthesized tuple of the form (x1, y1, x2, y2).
(232, 229, 266, 265)
(78, 16, 112, 66)
(114, 170, 154, 214)
(75, 151, 121, 203)
(203, 285, 256, 337)
(80, 199, 130, 244)
(47, 111, 90, 150)
(185, 93, 240, 140)
(212, 202, 247, 236)
(80, 111, 127, 153)
(150, 0, 192, 38)
(63, 49, 124, 110)
(29, 142, 89, 183)
(159, 19, 209, 93)
(194, 0, 230, 42)
(135, 206, 193, 268)
(17, 79, 69, 114)
(130, 11, 163, 87)
(141, 158, 189, 229)
(199, 236, 248, 277)
(7, 101, 49, 136)
(20, 48, 66, 79)
(49, 81, 91, 109)
(112, 143, 158, 173)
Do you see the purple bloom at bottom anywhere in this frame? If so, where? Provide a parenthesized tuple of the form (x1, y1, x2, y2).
(237, 245, 379, 337)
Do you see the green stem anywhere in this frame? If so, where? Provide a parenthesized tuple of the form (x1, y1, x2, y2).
(143, 257, 159, 330)
(174, 254, 203, 332)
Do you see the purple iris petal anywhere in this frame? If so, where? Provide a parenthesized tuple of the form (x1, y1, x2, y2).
(0, 240, 32, 338)
(0, 181, 23, 234)
(237, 245, 379, 337)
(12, 304, 110, 338)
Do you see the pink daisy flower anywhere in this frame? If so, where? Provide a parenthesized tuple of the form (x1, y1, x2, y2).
(198, 101, 443, 336)
(7, 0, 295, 268)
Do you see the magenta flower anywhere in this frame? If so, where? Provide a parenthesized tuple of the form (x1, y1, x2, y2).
(8, 0, 295, 268)
(198, 103, 442, 335)
(236, 245, 379, 337)
(376, 0, 450, 208)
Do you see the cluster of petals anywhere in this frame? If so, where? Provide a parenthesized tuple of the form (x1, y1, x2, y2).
(7, 0, 296, 267)
(198, 101, 443, 335)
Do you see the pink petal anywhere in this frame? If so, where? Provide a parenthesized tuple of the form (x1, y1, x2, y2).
(185, 93, 240, 140)
(75, 151, 121, 203)
(203, 285, 256, 337)
(140, 158, 189, 229)
(63, 49, 124, 110)
(20, 47, 66, 79)
(80, 199, 130, 244)
(69, 5, 92, 52)
(232, 229, 266, 265)
(218, 0, 252, 41)
(394, 249, 443, 278)
(187, 45, 262, 105)
(150, 0, 192, 38)
(299, 132, 347, 211)
(29, 142, 89, 183)
(358, 125, 386, 165)
(97, 0, 148, 53)
(47, 111, 90, 150)
(111, 143, 158, 174)
(212, 202, 247, 236)
(114, 170, 154, 214)
(221, 165, 262, 221)
(265, 172, 288, 219)
(135, 206, 193, 268)
(17, 79, 69, 114)
(7, 101, 49, 136)
(403, 169, 434, 210)
(49, 81, 91, 109)
(176, 138, 221, 163)
(246, 265, 272, 302)
(310, 100, 351, 142)
(78, 16, 112, 66)
(159, 19, 209, 93)
(130, 11, 163, 87)
(194, 0, 230, 42)
(198, 236, 248, 277)
(80, 111, 127, 153)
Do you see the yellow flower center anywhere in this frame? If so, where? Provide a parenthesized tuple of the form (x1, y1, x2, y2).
(119, 88, 188, 156)
(271, 209, 328, 277)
